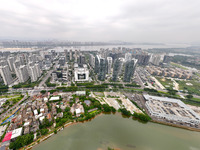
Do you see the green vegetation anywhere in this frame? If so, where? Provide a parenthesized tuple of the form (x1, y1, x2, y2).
(0, 94, 20, 98)
(156, 77, 173, 89)
(39, 118, 53, 129)
(40, 129, 49, 135)
(1, 95, 24, 111)
(12, 78, 41, 88)
(0, 85, 9, 93)
(55, 107, 72, 127)
(177, 80, 200, 96)
(144, 88, 159, 93)
(132, 112, 151, 123)
(170, 62, 188, 70)
(171, 55, 200, 70)
(40, 90, 46, 94)
(9, 133, 34, 149)
(102, 104, 116, 113)
(54, 129, 57, 134)
(124, 83, 141, 87)
(45, 77, 56, 87)
(107, 95, 119, 98)
(119, 108, 131, 117)
(186, 94, 193, 99)
(0, 123, 9, 142)
(76, 82, 94, 86)
(166, 88, 177, 95)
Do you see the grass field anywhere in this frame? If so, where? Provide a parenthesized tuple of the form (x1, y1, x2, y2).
(191, 97, 200, 102)
(0, 94, 21, 99)
(156, 77, 173, 89)
(170, 62, 188, 70)
(177, 80, 200, 95)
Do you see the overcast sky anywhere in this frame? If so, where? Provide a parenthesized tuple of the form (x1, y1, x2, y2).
(0, 0, 200, 43)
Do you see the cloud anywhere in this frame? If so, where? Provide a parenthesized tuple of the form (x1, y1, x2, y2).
(0, 0, 200, 43)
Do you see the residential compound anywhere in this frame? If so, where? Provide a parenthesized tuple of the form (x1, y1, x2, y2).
(0, 52, 43, 86)
(144, 95, 200, 128)
(146, 65, 193, 79)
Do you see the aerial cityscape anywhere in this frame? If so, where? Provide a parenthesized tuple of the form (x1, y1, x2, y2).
(1, 0, 200, 150)
(0, 45, 200, 149)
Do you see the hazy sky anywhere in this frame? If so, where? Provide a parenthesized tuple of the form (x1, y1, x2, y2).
(0, 0, 200, 43)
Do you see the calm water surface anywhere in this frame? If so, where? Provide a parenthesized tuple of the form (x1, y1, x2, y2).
(34, 114, 200, 150)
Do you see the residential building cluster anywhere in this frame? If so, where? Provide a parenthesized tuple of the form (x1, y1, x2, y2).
(146, 65, 192, 79)
(0, 51, 43, 86)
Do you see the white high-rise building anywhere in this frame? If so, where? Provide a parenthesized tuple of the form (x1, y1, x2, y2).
(89, 54, 95, 68)
(74, 50, 78, 62)
(107, 57, 112, 74)
(35, 63, 41, 78)
(62, 64, 68, 81)
(29, 66, 38, 82)
(125, 53, 132, 62)
(7, 57, 15, 72)
(19, 55, 25, 65)
(17, 65, 29, 83)
(13, 60, 21, 78)
(0, 65, 13, 85)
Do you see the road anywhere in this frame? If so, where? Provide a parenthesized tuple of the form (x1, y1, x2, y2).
(38, 69, 54, 88)
(0, 95, 27, 121)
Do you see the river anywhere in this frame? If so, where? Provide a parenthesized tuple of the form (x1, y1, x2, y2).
(33, 114, 200, 150)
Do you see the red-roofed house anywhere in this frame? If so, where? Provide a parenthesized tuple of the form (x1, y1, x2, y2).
(2, 132, 12, 142)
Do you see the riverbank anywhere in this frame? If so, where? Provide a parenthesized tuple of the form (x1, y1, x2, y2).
(22, 113, 104, 150)
(151, 120, 200, 132)
(31, 113, 200, 150)
(22, 112, 200, 150)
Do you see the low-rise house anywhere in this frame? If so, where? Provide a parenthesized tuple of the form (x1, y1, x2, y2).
(24, 126, 30, 135)
(71, 103, 84, 117)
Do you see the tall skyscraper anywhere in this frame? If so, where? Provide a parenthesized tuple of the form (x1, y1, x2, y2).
(89, 54, 95, 68)
(150, 54, 161, 66)
(78, 55, 85, 67)
(98, 58, 107, 81)
(19, 55, 25, 65)
(0, 65, 13, 85)
(95, 55, 100, 74)
(112, 58, 123, 82)
(7, 57, 15, 72)
(35, 63, 41, 78)
(74, 49, 78, 62)
(18, 65, 29, 83)
(13, 60, 21, 78)
(64, 49, 69, 62)
(107, 57, 112, 74)
(123, 59, 137, 82)
(134, 54, 150, 65)
(69, 49, 73, 61)
(29, 65, 38, 82)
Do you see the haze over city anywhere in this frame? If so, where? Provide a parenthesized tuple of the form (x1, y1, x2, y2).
(0, 0, 200, 43)
(1, 1, 200, 150)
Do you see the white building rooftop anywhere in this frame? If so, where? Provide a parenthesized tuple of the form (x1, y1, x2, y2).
(76, 91, 86, 96)
(24, 122, 30, 127)
(11, 127, 23, 139)
(49, 96, 60, 101)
